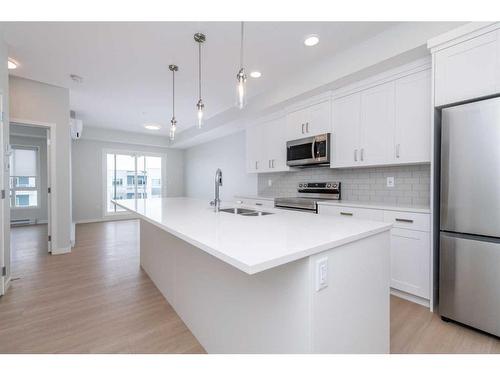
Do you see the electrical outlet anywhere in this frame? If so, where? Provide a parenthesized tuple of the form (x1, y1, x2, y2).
(316, 257, 328, 291)
(386, 176, 395, 188)
(268, 179, 272, 187)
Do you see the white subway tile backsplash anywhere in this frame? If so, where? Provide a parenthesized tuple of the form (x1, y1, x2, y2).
(257, 164, 430, 207)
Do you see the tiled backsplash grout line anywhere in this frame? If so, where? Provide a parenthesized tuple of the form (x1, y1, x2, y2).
(257, 164, 430, 207)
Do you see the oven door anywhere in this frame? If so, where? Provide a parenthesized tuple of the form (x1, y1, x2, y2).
(286, 133, 330, 167)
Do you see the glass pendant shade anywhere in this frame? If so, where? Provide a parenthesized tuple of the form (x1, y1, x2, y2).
(197, 99, 204, 129)
(236, 68, 247, 109)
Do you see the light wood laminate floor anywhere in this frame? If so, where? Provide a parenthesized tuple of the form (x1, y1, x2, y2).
(1, 221, 498, 353)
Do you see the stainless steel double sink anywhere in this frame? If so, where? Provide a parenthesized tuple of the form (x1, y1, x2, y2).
(219, 207, 273, 216)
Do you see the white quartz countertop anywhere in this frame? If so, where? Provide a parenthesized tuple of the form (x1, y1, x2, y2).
(113, 197, 392, 275)
(317, 200, 431, 214)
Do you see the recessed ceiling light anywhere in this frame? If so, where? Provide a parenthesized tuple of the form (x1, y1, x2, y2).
(250, 71, 262, 78)
(304, 35, 319, 47)
(70, 74, 83, 83)
(8, 58, 18, 70)
(143, 123, 161, 130)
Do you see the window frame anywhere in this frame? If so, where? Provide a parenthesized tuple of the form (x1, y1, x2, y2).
(102, 149, 167, 217)
(9, 144, 40, 210)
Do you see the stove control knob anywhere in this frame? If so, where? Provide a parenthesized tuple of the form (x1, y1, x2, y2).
(327, 184, 331, 188)
(303, 183, 308, 188)
(332, 184, 337, 188)
(299, 184, 303, 188)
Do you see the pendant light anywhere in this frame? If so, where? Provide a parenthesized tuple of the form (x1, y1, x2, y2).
(194, 32, 206, 128)
(236, 21, 247, 109)
(169, 64, 179, 141)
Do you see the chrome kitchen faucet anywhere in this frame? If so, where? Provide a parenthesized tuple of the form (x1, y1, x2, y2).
(210, 168, 223, 212)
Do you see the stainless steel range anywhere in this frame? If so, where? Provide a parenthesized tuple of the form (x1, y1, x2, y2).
(274, 182, 341, 213)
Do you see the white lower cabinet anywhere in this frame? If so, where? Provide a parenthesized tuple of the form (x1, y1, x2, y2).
(319, 204, 431, 303)
(389, 228, 430, 299)
(234, 197, 274, 209)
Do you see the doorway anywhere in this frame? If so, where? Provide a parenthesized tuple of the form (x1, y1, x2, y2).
(8, 121, 53, 285)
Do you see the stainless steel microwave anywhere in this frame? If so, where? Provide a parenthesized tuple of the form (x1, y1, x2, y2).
(286, 133, 330, 167)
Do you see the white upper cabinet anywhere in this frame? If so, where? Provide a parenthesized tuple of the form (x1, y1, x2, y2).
(246, 115, 289, 174)
(394, 70, 431, 163)
(359, 82, 396, 165)
(332, 93, 361, 167)
(286, 100, 332, 140)
(434, 28, 500, 107)
(331, 67, 431, 168)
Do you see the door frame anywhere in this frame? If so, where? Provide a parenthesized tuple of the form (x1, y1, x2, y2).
(10, 118, 57, 253)
(0, 93, 5, 295)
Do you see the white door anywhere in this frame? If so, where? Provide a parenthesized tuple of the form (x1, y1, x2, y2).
(332, 93, 361, 168)
(0, 94, 5, 295)
(306, 100, 332, 136)
(286, 107, 307, 140)
(265, 117, 289, 172)
(359, 81, 395, 165)
(394, 70, 431, 164)
(434, 29, 500, 106)
(246, 124, 267, 173)
(390, 228, 430, 299)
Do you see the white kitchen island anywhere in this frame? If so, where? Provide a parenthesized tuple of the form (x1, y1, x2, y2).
(114, 197, 392, 354)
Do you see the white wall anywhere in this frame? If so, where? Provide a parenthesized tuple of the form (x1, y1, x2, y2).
(71, 137, 184, 223)
(9, 76, 71, 253)
(184, 131, 257, 200)
(0, 31, 11, 284)
(10, 125, 48, 223)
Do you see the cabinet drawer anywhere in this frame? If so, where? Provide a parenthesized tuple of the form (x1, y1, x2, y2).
(236, 198, 274, 208)
(383, 211, 430, 232)
(319, 205, 384, 221)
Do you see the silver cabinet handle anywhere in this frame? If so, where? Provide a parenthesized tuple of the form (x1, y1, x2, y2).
(395, 218, 414, 223)
(306, 122, 309, 133)
(340, 212, 353, 216)
(354, 149, 358, 161)
(255, 161, 258, 170)
(255, 203, 263, 206)
(272, 159, 275, 168)
(301, 123, 304, 134)
(269, 160, 271, 168)
(396, 144, 400, 158)
(360, 148, 364, 161)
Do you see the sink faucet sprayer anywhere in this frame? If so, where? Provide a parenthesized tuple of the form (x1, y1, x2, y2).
(210, 168, 223, 212)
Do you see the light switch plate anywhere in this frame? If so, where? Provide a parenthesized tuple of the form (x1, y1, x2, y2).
(386, 176, 395, 188)
(316, 257, 328, 291)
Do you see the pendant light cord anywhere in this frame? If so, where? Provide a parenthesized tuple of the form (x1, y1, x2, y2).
(240, 21, 244, 70)
(172, 69, 175, 118)
(198, 41, 202, 100)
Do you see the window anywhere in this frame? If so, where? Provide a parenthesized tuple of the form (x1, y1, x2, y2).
(9, 146, 39, 209)
(105, 151, 164, 214)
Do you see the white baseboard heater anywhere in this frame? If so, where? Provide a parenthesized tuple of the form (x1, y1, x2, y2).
(11, 219, 36, 226)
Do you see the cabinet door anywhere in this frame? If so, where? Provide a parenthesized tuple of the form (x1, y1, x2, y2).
(390, 228, 430, 299)
(306, 100, 332, 136)
(265, 117, 289, 172)
(359, 81, 395, 165)
(286, 108, 306, 140)
(394, 70, 431, 163)
(331, 93, 361, 168)
(246, 124, 267, 173)
(434, 29, 500, 107)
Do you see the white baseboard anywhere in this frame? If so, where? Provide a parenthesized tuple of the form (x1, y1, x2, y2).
(51, 246, 71, 255)
(74, 215, 137, 224)
(390, 288, 430, 309)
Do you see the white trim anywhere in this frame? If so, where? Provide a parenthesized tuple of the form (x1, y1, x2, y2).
(80, 134, 171, 149)
(10, 118, 57, 254)
(332, 57, 432, 100)
(284, 91, 332, 113)
(427, 22, 500, 52)
(391, 288, 430, 308)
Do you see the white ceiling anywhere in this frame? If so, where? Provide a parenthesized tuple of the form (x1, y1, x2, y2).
(0, 22, 399, 137)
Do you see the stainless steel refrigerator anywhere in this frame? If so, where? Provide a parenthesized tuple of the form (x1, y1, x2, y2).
(440, 97, 500, 337)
